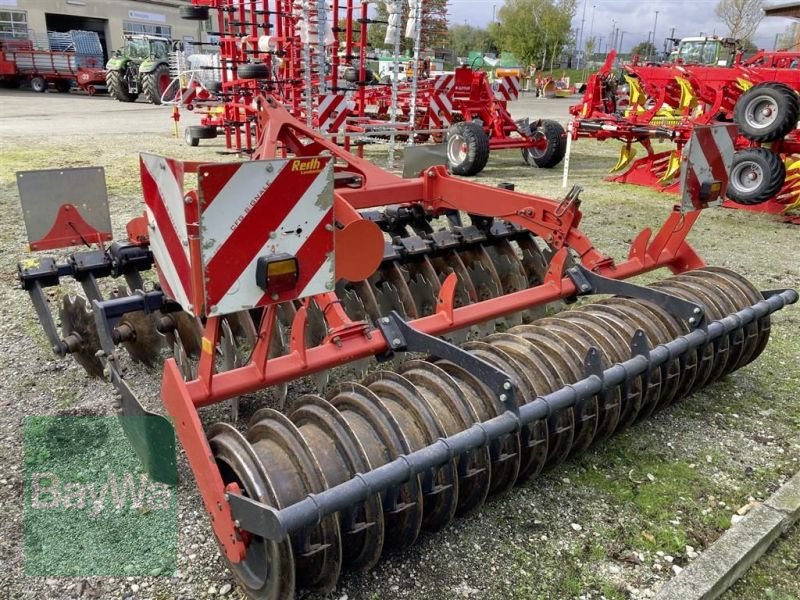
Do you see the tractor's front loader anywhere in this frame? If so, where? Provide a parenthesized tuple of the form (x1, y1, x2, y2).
(16, 96, 798, 599)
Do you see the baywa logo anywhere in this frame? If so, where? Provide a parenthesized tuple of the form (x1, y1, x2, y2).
(30, 471, 172, 517)
(24, 416, 178, 577)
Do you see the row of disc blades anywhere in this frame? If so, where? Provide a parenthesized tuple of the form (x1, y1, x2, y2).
(57, 216, 554, 403)
(207, 267, 770, 599)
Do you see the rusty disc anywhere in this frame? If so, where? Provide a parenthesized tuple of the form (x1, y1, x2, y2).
(398, 360, 492, 518)
(287, 395, 385, 572)
(462, 340, 549, 482)
(208, 423, 295, 600)
(679, 270, 761, 369)
(575, 305, 663, 422)
(328, 381, 424, 553)
(494, 330, 598, 457)
(361, 371, 459, 533)
(432, 360, 522, 496)
(59, 295, 104, 378)
(651, 279, 732, 383)
(598, 298, 688, 410)
(511, 323, 622, 445)
(483, 332, 578, 469)
(247, 409, 342, 594)
(698, 266, 770, 363)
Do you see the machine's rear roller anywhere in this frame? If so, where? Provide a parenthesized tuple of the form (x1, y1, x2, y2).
(209, 268, 774, 599)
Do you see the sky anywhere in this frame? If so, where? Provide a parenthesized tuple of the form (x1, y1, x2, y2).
(448, 0, 793, 53)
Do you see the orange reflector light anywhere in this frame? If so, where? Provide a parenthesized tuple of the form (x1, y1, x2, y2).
(256, 254, 299, 294)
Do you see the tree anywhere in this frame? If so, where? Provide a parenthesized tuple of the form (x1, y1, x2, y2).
(448, 24, 497, 58)
(584, 35, 597, 62)
(491, 0, 577, 68)
(631, 41, 657, 58)
(715, 0, 764, 41)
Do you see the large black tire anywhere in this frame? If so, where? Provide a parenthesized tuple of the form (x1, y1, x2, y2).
(522, 119, 567, 168)
(142, 64, 171, 105)
(106, 70, 138, 102)
(180, 5, 210, 20)
(446, 121, 491, 176)
(30, 76, 47, 93)
(726, 148, 786, 205)
(734, 82, 799, 143)
(237, 62, 270, 80)
(185, 125, 218, 147)
(343, 67, 376, 84)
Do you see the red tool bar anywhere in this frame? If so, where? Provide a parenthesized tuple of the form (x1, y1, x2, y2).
(181, 209, 701, 408)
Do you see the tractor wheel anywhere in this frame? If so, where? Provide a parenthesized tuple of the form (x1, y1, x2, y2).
(446, 121, 491, 177)
(106, 70, 138, 102)
(30, 76, 47, 93)
(734, 82, 799, 143)
(180, 5, 210, 20)
(142, 64, 172, 105)
(726, 148, 786, 205)
(237, 62, 270, 80)
(185, 125, 218, 147)
(522, 119, 567, 168)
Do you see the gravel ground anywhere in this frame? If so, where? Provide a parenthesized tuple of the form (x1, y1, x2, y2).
(0, 90, 798, 600)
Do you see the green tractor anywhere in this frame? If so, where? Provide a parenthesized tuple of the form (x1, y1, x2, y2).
(105, 35, 178, 104)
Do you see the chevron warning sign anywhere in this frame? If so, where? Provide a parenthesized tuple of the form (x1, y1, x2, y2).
(198, 157, 335, 316)
(316, 94, 350, 133)
(140, 153, 193, 311)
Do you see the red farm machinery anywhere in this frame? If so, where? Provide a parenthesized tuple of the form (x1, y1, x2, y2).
(0, 37, 106, 95)
(171, 1, 565, 177)
(570, 49, 800, 224)
(15, 91, 798, 598)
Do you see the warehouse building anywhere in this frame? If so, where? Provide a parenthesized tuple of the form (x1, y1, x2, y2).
(0, 0, 207, 60)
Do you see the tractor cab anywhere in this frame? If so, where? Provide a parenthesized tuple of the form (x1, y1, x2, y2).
(119, 35, 171, 61)
(670, 36, 739, 66)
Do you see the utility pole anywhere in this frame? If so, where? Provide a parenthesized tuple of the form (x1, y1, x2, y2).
(619, 31, 626, 55)
(652, 10, 659, 59)
(578, 0, 587, 67)
(492, 3, 496, 23)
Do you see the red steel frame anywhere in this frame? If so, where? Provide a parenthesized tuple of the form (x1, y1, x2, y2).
(152, 96, 707, 563)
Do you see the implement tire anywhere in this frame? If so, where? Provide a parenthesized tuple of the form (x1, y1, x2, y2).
(185, 125, 218, 147)
(734, 82, 799, 143)
(522, 119, 566, 168)
(237, 62, 270, 80)
(726, 148, 786, 205)
(106, 70, 138, 102)
(446, 121, 490, 176)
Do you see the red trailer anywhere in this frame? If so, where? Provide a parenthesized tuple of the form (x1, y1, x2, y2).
(0, 39, 106, 94)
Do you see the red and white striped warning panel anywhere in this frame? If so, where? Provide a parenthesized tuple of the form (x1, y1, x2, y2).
(140, 153, 194, 312)
(679, 124, 738, 212)
(495, 76, 520, 101)
(428, 92, 454, 128)
(316, 94, 350, 133)
(433, 73, 455, 95)
(198, 157, 335, 317)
